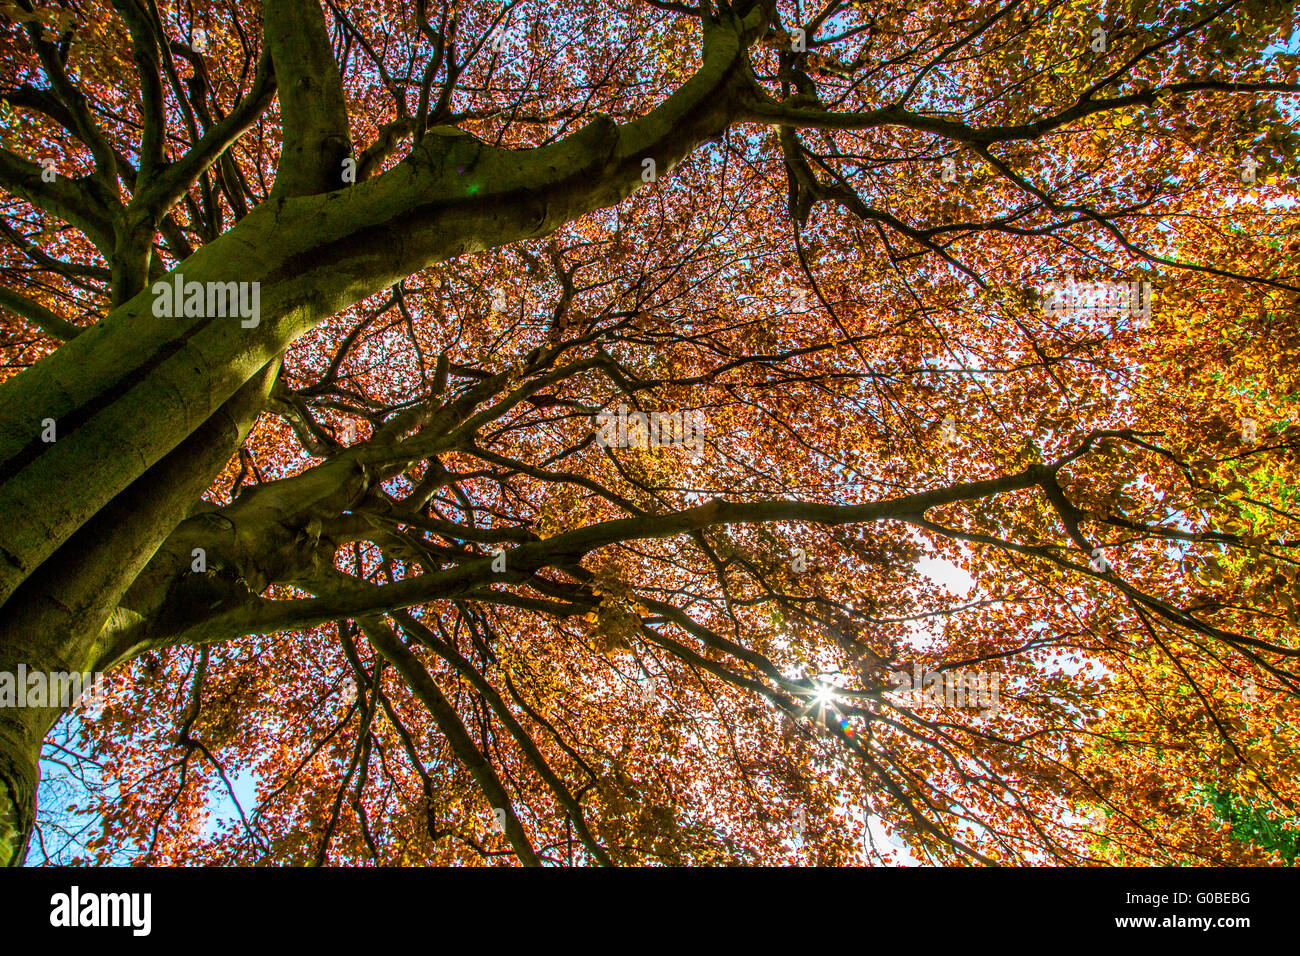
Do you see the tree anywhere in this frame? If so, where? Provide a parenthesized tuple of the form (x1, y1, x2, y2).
(0, 0, 1297, 866)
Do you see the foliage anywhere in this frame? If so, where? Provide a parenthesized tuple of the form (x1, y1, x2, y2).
(0, 0, 1297, 866)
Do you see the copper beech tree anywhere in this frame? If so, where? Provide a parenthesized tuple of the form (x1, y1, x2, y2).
(0, 0, 1297, 866)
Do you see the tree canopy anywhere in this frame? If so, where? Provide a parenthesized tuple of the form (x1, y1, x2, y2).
(0, 0, 1297, 866)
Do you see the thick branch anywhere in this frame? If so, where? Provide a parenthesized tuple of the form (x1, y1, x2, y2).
(264, 0, 354, 198)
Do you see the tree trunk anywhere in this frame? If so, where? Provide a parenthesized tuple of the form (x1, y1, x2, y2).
(0, 703, 46, 867)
